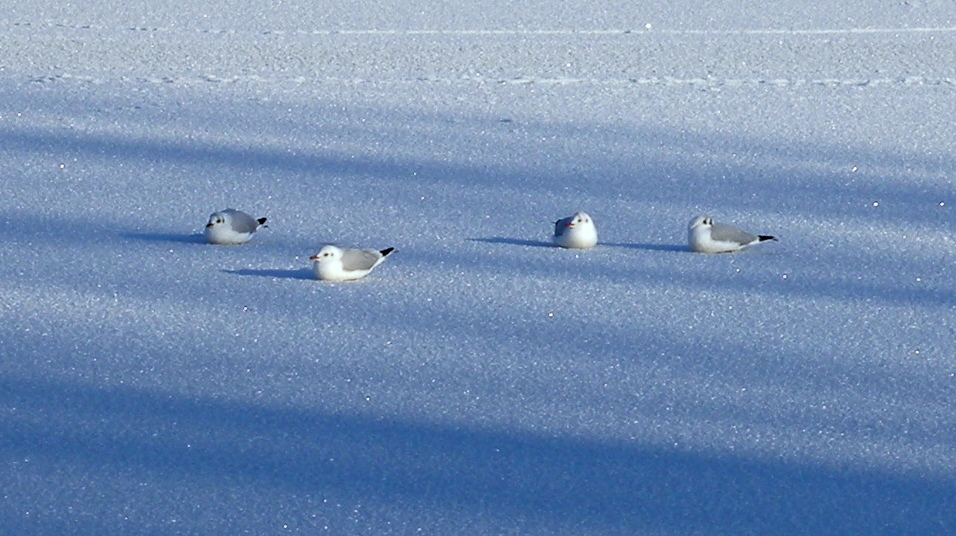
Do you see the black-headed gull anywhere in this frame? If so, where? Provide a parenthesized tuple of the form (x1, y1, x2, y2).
(688, 215, 776, 253)
(553, 212, 598, 249)
(310, 245, 395, 281)
(204, 209, 267, 245)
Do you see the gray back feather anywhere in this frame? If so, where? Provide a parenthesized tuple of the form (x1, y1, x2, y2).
(341, 249, 382, 271)
(710, 222, 757, 245)
(223, 209, 261, 234)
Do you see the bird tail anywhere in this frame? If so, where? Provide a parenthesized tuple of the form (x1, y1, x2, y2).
(257, 217, 268, 225)
(380, 247, 395, 257)
(758, 235, 777, 242)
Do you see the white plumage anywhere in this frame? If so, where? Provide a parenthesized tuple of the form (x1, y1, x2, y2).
(553, 212, 598, 249)
(204, 209, 267, 245)
(310, 245, 395, 281)
(688, 215, 776, 253)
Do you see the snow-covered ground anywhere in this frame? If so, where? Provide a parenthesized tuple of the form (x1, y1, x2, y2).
(2, 2, 955, 534)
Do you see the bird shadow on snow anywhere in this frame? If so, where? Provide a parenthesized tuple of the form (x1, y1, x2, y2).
(121, 232, 207, 245)
(0, 375, 953, 536)
(471, 238, 689, 253)
(469, 237, 556, 248)
(603, 242, 689, 253)
(224, 268, 315, 281)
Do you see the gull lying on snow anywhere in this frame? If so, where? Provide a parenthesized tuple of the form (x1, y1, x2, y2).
(204, 209, 267, 245)
(553, 211, 598, 249)
(688, 215, 776, 253)
(310, 245, 395, 281)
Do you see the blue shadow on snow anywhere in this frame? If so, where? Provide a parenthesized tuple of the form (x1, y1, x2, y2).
(602, 242, 689, 253)
(121, 232, 207, 245)
(469, 237, 557, 248)
(224, 268, 315, 280)
(0, 375, 953, 536)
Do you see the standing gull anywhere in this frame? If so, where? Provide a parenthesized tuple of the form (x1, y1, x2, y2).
(688, 215, 776, 253)
(204, 209, 267, 245)
(553, 212, 598, 249)
(310, 245, 395, 281)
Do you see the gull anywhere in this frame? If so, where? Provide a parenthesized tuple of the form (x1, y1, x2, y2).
(204, 209, 267, 245)
(310, 245, 395, 281)
(553, 212, 598, 249)
(688, 215, 776, 253)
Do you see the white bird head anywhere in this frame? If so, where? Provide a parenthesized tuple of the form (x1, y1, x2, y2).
(567, 212, 592, 228)
(309, 245, 342, 263)
(689, 215, 713, 230)
(206, 212, 227, 228)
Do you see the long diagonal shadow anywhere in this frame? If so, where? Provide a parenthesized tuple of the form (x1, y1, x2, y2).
(1, 375, 953, 535)
(469, 237, 556, 248)
(121, 232, 207, 245)
(602, 242, 689, 253)
(224, 268, 315, 280)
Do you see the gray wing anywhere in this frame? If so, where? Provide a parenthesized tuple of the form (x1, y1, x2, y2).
(341, 248, 382, 271)
(710, 222, 758, 245)
(224, 209, 261, 233)
(554, 216, 573, 237)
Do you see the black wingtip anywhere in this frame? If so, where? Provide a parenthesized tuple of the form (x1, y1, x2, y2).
(380, 247, 395, 257)
(257, 217, 268, 225)
(759, 235, 777, 242)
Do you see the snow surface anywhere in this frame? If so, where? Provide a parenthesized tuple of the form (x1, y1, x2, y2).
(2, 1, 956, 534)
